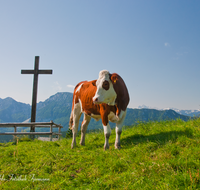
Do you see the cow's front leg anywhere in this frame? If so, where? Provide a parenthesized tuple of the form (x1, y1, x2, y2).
(103, 124, 111, 150)
(115, 110, 126, 149)
(100, 105, 111, 150)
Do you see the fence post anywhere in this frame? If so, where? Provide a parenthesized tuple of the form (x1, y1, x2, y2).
(14, 125, 17, 141)
(58, 124, 61, 140)
(50, 120, 53, 141)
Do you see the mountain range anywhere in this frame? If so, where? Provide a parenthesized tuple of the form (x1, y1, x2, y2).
(138, 105, 200, 117)
(0, 92, 192, 133)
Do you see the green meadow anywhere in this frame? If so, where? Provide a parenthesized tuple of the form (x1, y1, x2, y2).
(0, 118, 200, 189)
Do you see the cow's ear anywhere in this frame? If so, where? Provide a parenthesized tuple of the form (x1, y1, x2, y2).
(91, 80, 97, 86)
(110, 74, 118, 84)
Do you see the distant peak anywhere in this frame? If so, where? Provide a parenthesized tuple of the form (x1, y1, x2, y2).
(137, 105, 158, 109)
(4, 97, 14, 100)
(3, 97, 16, 102)
(37, 92, 73, 105)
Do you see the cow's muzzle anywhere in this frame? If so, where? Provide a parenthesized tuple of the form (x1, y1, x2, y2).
(92, 97, 101, 104)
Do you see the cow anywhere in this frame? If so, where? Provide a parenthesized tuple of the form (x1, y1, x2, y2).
(69, 70, 129, 150)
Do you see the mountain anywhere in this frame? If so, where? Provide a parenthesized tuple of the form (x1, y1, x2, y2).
(0, 93, 191, 132)
(138, 105, 200, 117)
(36, 92, 73, 127)
(126, 108, 189, 124)
(0, 97, 31, 123)
(170, 109, 200, 117)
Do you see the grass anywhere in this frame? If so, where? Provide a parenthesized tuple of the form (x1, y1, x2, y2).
(0, 118, 200, 189)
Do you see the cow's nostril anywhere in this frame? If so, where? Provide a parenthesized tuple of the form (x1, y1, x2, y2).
(93, 97, 98, 102)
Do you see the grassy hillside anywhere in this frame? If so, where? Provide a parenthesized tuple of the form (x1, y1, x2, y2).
(0, 118, 200, 189)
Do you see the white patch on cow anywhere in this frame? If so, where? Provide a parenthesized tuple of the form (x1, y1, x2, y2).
(108, 110, 126, 123)
(108, 111, 119, 123)
(78, 98, 83, 112)
(72, 102, 82, 133)
(116, 110, 126, 130)
(75, 83, 83, 93)
(103, 123, 111, 150)
(93, 70, 117, 105)
(73, 103, 81, 117)
(99, 70, 110, 79)
(73, 95, 76, 108)
(91, 114, 101, 121)
(117, 110, 126, 121)
(103, 123, 111, 135)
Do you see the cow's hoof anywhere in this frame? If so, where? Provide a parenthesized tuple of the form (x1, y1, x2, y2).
(104, 144, 109, 150)
(115, 144, 121, 150)
(80, 142, 85, 146)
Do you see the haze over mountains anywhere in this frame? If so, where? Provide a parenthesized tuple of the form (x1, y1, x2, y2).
(0, 92, 192, 132)
(138, 105, 200, 117)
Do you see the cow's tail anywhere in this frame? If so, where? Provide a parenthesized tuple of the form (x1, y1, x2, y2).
(69, 81, 84, 130)
(69, 91, 76, 130)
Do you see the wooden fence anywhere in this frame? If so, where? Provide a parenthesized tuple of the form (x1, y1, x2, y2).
(0, 121, 63, 141)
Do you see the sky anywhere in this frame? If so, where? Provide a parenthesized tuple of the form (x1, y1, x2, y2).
(0, 0, 200, 110)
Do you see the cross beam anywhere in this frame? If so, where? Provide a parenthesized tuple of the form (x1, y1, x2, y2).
(21, 56, 53, 134)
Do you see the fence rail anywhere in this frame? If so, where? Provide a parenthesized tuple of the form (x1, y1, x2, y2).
(0, 121, 63, 141)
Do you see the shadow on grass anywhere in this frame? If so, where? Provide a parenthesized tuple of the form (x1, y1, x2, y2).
(121, 128, 193, 146)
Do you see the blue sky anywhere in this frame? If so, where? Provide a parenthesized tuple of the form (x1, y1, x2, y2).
(0, 0, 200, 110)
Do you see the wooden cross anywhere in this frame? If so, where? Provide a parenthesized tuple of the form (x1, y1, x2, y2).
(21, 56, 53, 134)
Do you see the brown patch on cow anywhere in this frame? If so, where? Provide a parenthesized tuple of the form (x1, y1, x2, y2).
(91, 80, 96, 86)
(73, 80, 101, 115)
(100, 103, 116, 126)
(110, 73, 130, 116)
(102, 80, 110, 90)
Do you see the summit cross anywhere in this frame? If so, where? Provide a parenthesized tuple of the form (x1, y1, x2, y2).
(21, 56, 53, 134)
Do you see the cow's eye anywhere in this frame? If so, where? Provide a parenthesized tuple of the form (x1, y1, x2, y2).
(102, 81, 109, 90)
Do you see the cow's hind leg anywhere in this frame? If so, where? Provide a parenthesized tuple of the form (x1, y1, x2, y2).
(71, 103, 82, 149)
(80, 114, 91, 145)
(115, 123, 122, 149)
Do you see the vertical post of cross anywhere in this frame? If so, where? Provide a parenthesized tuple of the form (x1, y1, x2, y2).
(29, 56, 39, 139)
(31, 56, 39, 124)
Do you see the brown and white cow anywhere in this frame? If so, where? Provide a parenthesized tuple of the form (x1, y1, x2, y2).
(69, 70, 129, 150)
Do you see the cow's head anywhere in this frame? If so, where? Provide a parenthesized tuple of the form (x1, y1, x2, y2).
(92, 70, 117, 105)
